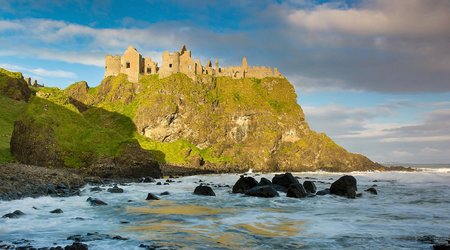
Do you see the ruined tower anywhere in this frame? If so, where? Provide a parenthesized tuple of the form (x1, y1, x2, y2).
(103, 45, 283, 83)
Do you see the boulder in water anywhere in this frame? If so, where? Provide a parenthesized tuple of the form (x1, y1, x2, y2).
(86, 197, 107, 206)
(146, 193, 160, 200)
(316, 189, 330, 195)
(193, 185, 216, 196)
(330, 175, 357, 199)
(303, 181, 317, 193)
(287, 184, 307, 198)
(258, 177, 272, 186)
(365, 187, 378, 195)
(232, 176, 258, 193)
(272, 173, 300, 188)
(245, 185, 279, 198)
(107, 184, 123, 193)
(50, 209, 63, 214)
(2, 210, 25, 219)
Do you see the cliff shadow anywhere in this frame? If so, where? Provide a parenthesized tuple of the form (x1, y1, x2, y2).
(11, 96, 166, 168)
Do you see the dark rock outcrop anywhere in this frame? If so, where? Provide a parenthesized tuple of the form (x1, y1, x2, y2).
(316, 189, 330, 195)
(193, 185, 216, 196)
(86, 197, 107, 206)
(2, 210, 25, 219)
(272, 173, 300, 188)
(64, 242, 88, 250)
(50, 209, 63, 214)
(146, 193, 160, 200)
(365, 187, 378, 195)
(303, 181, 317, 193)
(232, 176, 258, 194)
(107, 184, 124, 193)
(245, 185, 279, 198)
(258, 177, 272, 186)
(330, 175, 358, 198)
(286, 184, 307, 198)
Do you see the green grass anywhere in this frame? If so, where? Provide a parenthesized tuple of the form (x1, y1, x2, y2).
(0, 95, 27, 163)
(22, 94, 139, 168)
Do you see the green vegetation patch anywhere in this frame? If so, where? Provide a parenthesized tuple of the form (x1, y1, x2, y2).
(0, 95, 27, 163)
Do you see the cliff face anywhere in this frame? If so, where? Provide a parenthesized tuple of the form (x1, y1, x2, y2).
(62, 73, 383, 172)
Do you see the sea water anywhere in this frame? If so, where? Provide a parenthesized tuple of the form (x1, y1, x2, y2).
(1, 168, 449, 249)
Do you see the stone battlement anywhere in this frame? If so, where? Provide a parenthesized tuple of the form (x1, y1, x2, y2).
(24, 77, 44, 88)
(104, 45, 283, 83)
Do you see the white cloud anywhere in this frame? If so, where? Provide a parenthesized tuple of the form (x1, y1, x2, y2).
(0, 63, 77, 79)
(285, 0, 450, 37)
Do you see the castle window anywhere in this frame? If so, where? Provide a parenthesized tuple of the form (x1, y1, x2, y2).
(169, 64, 173, 68)
(147, 68, 151, 74)
(126, 62, 130, 68)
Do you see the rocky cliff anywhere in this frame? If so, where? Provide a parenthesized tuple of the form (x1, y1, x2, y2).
(55, 73, 383, 172)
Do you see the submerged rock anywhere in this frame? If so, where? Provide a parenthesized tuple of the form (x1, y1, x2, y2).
(193, 186, 216, 196)
(303, 181, 317, 193)
(140, 177, 155, 183)
(2, 210, 25, 219)
(330, 175, 357, 199)
(86, 197, 107, 206)
(50, 209, 63, 214)
(232, 176, 258, 194)
(365, 187, 378, 195)
(64, 242, 88, 250)
(146, 193, 160, 200)
(245, 185, 279, 198)
(107, 184, 124, 193)
(316, 189, 330, 196)
(286, 184, 307, 198)
(160, 191, 170, 196)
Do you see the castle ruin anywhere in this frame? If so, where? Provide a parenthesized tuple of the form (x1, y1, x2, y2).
(24, 77, 43, 88)
(104, 45, 283, 82)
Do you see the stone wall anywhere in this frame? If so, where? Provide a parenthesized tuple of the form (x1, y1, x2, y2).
(104, 45, 284, 83)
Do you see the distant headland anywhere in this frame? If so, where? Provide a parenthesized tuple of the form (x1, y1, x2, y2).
(104, 45, 283, 82)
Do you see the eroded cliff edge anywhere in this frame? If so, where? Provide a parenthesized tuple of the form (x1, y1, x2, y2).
(29, 73, 382, 172)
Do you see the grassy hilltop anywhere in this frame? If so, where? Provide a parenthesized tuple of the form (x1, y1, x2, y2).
(0, 68, 383, 172)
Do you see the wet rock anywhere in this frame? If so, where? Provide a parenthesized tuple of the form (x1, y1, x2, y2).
(67, 232, 127, 242)
(330, 175, 357, 199)
(50, 209, 63, 214)
(163, 183, 169, 185)
(316, 189, 330, 195)
(303, 181, 317, 193)
(365, 187, 378, 195)
(156, 182, 162, 185)
(2, 210, 25, 218)
(434, 243, 450, 250)
(160, 191, 170, 196)
(64, 242, 88, 250)
(139, 177, 155, 183)
(47, 183, 57, 195)
(258, 177, 272, 186)
(232, 176, 258, 194)
(146, 193, 160, 200)
(193, 186, 216, 196)
(107, 184, 123, 193)
(287, 184, 307, 198)
(245, 185, 279, 198)
(272, 173, 300, 188)
(89, 187, 103, 192)
(86, 197, 107, 206)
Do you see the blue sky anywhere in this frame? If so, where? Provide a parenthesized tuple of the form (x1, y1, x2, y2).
(1, 0, 449, 164)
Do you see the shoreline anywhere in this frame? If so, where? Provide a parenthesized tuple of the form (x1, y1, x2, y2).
(0, 162, 435, 201)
